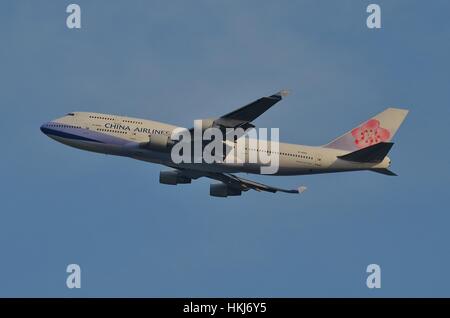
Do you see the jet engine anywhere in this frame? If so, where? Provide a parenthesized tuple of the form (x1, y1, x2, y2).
(141, 134, 175, 151)
(159, 171, 191, 185)
(198, 118, 215, 131)
(209, 183, 242, 197)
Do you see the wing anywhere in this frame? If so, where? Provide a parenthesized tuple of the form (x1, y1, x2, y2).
(206, 172, 306, 194)
(186, 89, 289, 135)
(217, 89, 290, 126)
(213, 89, 290, 129)
(172, 168, 306, 196)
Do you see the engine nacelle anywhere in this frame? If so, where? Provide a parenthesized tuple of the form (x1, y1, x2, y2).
(159, 171, 191, 185)
(209, 183, 242, 197)
(141, 134, 174, 151)
(198, 118, 215, 131)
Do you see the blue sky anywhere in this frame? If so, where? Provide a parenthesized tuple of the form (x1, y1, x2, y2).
(1, 0, 449, 297)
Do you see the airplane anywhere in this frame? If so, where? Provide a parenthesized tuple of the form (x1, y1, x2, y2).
(40, 90, 409, 197)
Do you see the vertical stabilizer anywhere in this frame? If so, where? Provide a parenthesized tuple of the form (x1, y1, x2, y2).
(324, 108, 409, 151)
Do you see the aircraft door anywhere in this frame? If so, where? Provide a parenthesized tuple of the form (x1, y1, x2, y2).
(314, 152, 322, 167)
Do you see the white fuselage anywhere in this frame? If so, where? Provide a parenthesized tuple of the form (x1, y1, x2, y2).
(40, 112, 390, 176)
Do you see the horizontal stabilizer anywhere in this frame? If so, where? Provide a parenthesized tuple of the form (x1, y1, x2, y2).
(372, 168, 397, 176)
(337, 142, 394, 163)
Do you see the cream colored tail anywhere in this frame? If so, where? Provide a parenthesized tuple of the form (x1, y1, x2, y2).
(324, 108, 409, 152)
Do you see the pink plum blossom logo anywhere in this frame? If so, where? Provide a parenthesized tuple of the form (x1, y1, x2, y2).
(351, 119, 390, 148)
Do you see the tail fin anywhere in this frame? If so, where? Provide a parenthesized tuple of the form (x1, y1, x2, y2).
(324, 108, 409, 151)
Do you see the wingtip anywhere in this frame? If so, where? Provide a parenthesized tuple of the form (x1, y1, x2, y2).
(278, 89, 290, 98)
(272, 89, 290, 99)
(298, 186, 307, 193)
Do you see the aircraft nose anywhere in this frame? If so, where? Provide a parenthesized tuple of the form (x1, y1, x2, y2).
(40, 122, 50, 134)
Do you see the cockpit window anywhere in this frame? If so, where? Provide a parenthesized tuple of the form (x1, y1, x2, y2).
(67, 113, 75, 116)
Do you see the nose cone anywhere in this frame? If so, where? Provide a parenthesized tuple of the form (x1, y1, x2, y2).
(40, 123, 47, 134)
(40, 122, 48, 134)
